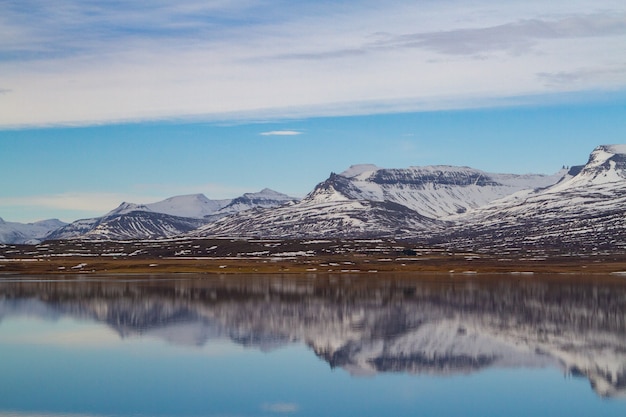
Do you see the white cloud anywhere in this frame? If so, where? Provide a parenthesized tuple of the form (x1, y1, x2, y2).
(260, 402, 299, 413)
(260, 130, 302, 136)
(1, 1, 625, 127)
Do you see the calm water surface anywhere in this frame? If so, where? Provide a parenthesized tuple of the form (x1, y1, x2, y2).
(0, 274, 625, 417)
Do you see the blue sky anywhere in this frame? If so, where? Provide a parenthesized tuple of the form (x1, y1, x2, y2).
(1, 1, 626, 222)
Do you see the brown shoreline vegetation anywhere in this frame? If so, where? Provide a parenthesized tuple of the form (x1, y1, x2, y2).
(1, 238, 626, 276)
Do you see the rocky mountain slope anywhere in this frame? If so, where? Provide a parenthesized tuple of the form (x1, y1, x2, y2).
(438, 145, 626, 252)
(192, 175, 442, 239)
(213, 188, 298, 217)
(192, 165, 563, 238)
(47, 189, 295, 241)
(47, 211, 208, 241)
(5, 144, 625, 250)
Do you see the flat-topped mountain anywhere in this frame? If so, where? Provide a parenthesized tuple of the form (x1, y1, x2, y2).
(193, 164, 564, 239)
(3, 144, 626, 252)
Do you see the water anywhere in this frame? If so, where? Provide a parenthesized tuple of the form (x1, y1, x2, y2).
(0, 274, 625, 417)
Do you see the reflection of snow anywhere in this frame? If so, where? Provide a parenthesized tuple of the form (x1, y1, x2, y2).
(1, 277, 625, 398)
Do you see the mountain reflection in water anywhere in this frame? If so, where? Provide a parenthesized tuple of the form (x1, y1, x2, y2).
(1, 274, 625, 399)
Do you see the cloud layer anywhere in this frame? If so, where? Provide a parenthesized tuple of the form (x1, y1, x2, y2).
(260, 130, 302, 136)
(1, 0, 625, 127)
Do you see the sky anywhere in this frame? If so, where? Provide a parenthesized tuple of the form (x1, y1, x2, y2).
(1, 0, 626, 223)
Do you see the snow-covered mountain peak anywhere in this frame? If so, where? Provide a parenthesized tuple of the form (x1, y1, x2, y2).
(32, 218, 66, 228)
(407, 164, 473, 173)
(585, 144, 626, 174)
(204, 189, 297, 217)
(145, 194, 232, 219)
(241, 188, 291, 199)
(599, 144, 626, 155)
(304, 173, 358, 203)
(340, 164, 380, 179)
(547, 144, 626, 192)
(105, 202, 152, 217)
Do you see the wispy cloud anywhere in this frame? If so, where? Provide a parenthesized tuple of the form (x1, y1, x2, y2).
(260, 130, 302, 136)
(1, 1, 625, 127)
(373, 13, 626, 56)
(269, 13, 626, 59)
(537, 64, 626, 87)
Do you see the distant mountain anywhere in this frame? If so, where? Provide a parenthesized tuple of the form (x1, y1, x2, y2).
(46, 189, 296, 241)
(7, 145, 626, 250)
(213, 188, 298, 217)
(337, 164, 564, 218)
(0, 218, 67, 244)
(100, 194, 230, 219)
(145, 194, 231, 219)
(51, 211, 209, 241)
(192, 174, 442, 238)
(439, 145, 626, 252)
(193, 165, 563, 238)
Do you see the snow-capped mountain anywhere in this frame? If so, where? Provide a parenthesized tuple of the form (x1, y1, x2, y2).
(338, 164, 564, 218)
(99, 194, 230, 219)
(213, 188, 297, 216)
(143, 189, 294, 219)
(75, 211, 208, 240)
(145, 194, 231, 219)
(439, 145, 626, 252)
(192, 173, 442, 238)
(46, 189, 296, 241)
(8, 145, 626, 247)
(0, 218, 67, 244)
(193, 165, 563, 238)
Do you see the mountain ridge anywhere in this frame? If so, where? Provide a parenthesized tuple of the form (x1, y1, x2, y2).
(436, 144, 626, 252)
(193, 163, 566, 239)
(46, 188, 296, 241)
(0, 218, 67, 244)
(3, 144, 625, 251)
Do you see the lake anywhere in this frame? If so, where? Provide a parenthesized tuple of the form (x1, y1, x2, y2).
(1, 273, 625, 417)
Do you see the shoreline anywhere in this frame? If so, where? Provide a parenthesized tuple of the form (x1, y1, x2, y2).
(3, 238, 626, 276)
(2, 254, 626, 276)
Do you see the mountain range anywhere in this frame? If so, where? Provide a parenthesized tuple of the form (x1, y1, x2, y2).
(2, 145, 625, 252)
(44, 188, 296, 241)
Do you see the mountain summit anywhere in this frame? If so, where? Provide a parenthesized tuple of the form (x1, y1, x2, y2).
(193, 164, 564, 239)
(439, 144, 626, 252)
(47, 189, 296, 241)
(3, 145, 625, 252)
